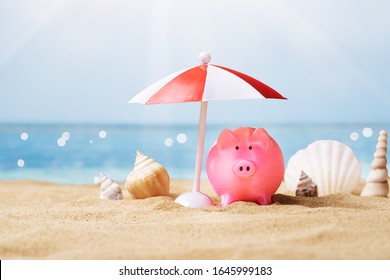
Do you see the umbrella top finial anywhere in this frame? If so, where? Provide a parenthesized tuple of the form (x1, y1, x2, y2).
(198, 51, 211, 64)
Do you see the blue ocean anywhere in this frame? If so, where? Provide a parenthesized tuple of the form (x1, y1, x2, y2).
(0, 123, 389, 184)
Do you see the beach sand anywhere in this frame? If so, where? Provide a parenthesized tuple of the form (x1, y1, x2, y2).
(1, 179, 390, 260)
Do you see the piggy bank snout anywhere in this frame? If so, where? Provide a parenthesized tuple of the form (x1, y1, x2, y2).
(233, 160, 257, 177)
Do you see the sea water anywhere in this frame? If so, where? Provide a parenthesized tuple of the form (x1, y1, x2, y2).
(0, 123, 389, 184)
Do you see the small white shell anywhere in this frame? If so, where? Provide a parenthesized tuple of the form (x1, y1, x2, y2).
(284, 140, 361, 196)
(99, 172, 123, 200)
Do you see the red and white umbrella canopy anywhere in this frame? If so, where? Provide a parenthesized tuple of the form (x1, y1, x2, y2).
(129, 52, 286, 104)
(129, 52, 286, 208)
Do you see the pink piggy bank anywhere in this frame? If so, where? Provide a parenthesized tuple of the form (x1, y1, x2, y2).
(206, 127, 284, 207)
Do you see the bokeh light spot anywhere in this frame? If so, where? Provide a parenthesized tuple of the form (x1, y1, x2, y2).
(350, 132, 359, 141)
(62, 131, 71, 141)
(362, 127, 373, 138)
(57, 138, 66, 147)
(20, 132, 29, 141)
(176, 133, 187, 144)
(99, 130, 107, 139)
(17, 159, 25, 167)
(164, 138, 173, 147)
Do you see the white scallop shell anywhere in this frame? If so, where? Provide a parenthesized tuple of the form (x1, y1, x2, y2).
(284, 140, 361, 196)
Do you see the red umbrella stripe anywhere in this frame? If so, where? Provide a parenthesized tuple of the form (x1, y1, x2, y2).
(148, 65, 207, 104)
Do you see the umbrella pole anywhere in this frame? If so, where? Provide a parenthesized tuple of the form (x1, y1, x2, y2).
(192, 101, 208, 193)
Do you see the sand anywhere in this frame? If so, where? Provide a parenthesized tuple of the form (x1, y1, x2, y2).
(1, 179, 390, 260)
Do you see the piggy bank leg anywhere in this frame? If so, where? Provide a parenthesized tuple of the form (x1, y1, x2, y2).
(220, 194, 237, 207)
(256, 194, 272, 205)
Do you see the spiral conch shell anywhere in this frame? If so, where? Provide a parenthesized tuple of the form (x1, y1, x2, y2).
(125, 151, 170, 199)
(284, 140, 361, 196)
(361, 130, 389, 197)
(99, 172, 123, 200)
(296, 170, 318, 197)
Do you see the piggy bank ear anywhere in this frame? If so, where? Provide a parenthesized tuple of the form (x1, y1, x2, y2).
(217, 129, 239, 150)
(250, 128, 270, 149)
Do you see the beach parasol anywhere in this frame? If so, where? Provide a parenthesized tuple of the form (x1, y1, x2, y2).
(129, 52, 286, 208)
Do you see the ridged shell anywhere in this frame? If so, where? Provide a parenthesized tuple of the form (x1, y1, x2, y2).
(125, 151, 170, 199)
(361, 130, 389, 197)
(284, 140, 361, 196)
(99, 172, 123, 200)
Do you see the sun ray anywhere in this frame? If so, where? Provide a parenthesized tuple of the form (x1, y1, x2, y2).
(0, 0, 69, 69)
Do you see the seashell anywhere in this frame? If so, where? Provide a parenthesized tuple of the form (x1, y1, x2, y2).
(284, 140, 361, 196)
(371, 157, 386, 169)
(125, 151, 170, 199)
(361, 130, 389, 197)
(366, 169, 388, 182)
(99, 172, 123, 200)
(296, 170, 318, 197)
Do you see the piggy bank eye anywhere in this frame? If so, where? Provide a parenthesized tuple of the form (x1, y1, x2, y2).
(235, 146, 239, 150)
(248, 146, 253, 150)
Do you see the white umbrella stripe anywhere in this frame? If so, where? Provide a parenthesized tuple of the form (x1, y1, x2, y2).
(203, 65, 266, 101)
(129, 66, 193, 104)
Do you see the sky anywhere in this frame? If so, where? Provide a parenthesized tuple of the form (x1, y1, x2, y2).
(0, 0, 389, 125)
